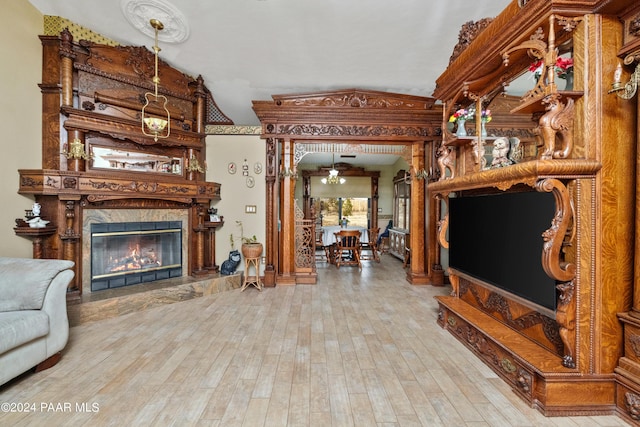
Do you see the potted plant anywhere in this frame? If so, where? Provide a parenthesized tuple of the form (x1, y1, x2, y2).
(235, 221, 263, 258)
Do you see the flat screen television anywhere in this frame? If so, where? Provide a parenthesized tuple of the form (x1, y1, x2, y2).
(449, 191, 557, 312)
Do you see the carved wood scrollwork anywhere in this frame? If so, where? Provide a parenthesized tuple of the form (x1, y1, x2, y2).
(536, 178, 576, 282)
(629, 334, 640, 357)
(516, 368, 532, 394)
(556, 280, 576, 368)
(625, 392, 640, 420)
(436, 144, 456, 181)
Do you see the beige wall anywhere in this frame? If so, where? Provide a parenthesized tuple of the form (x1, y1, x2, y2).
(0, 2, 43, 258)
(206, 135, 266, 267)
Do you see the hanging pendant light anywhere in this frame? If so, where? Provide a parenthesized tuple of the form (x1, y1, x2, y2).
(141, 19, 170, 141)
(321, 153, 345, 185)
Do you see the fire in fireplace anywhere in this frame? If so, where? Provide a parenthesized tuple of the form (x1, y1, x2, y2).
(90, 221, 182, 291)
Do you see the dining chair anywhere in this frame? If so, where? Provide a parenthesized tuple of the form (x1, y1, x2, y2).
(314, 228, 328, 262)
(334, 229, 362, 269)
(360, 227, 380, 262)
(403, 233, 411, 268)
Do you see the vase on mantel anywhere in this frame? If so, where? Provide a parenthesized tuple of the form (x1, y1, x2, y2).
(481, 120, 488, 138)
(562, 71, 574, 90)
(456, 119, 467, 137)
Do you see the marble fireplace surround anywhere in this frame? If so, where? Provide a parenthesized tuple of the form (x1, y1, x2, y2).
(81, 208, 189, 294)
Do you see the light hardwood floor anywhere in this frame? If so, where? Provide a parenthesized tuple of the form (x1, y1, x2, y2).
(0, 255, 631, 426)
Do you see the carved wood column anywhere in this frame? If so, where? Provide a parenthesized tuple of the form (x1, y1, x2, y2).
(59, 198, 81, 293)
(40, 34, 64, 170)
(203, 220, 223, 273)
(264, 137, 278, 287)
(371, 176, 379, 229)
(194, 75, 205, 134)
(191, 203, 207, 276)
(303, 175, 311, 219)
(428, 141, 444, 285)
(407, 141, 429, 284)
(59, 28, 74, 109)
(430, 193, 445, 286)
(278, 137, 297, 285)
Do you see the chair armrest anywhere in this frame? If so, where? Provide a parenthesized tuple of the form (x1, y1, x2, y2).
(41, 268, 74, 355)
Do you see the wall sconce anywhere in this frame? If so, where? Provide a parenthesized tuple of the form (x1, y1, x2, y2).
(141, 19, 171, 141)
(609, 55, 640, 99)
(280, 167, 298, 179)
(413, 168, 430, 181)
(185, 156, 205, 173)
(62, 138, 93, 160)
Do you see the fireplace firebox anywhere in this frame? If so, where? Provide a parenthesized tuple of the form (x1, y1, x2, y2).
(91, 221, 182, 291)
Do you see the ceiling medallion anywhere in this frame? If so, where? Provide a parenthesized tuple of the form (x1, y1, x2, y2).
(120, 0, 190, 43)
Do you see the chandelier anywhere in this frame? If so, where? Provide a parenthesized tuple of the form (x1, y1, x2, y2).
(321, 153, 345, 185)
(141, 19, 170, 141)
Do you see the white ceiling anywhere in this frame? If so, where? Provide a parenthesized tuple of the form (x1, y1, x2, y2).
(27, 0, 511, 127)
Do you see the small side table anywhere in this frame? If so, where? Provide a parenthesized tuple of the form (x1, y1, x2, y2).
(14, 225, 57, 259)
(241, 256, 263, 292)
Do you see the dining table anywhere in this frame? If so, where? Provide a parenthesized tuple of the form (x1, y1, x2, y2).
(320, 225, 368, 246)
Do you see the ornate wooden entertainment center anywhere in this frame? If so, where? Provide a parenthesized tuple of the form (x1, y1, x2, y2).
(430, 0, 638, 420)
(16, 27, 230, 298)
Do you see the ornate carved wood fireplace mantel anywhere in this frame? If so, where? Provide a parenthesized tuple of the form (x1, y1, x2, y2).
(16, 28, 232, 299)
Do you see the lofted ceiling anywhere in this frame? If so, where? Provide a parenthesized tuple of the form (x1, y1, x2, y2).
(27, 0, 511, 127)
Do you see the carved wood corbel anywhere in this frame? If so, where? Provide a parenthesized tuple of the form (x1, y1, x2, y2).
(536, 178, 576, 282)
(436, 195, 449, 250)
(536, 178, 576, 368)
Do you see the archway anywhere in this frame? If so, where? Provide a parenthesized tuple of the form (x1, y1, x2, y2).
(252, 89, 443, 286)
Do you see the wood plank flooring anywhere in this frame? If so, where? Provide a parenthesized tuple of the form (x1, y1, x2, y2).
(0, 255, 631, 426)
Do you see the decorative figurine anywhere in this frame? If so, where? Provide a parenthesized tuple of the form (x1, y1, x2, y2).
(26, 217, 50, 228)
(220, 250, 241, 275)
(490, 137, 514, 168)
(31, 202, 41, 217)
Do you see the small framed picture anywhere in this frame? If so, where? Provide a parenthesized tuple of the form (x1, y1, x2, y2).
(254, 162, 263, 174)
(228, 162, 237, 174)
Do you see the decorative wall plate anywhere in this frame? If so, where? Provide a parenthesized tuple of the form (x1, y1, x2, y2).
(254, 162, 263, 174)
(246, 176, 255, 188)
(228, 162, 236, 174)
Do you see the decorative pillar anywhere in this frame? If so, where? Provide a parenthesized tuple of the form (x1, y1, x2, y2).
(194, 75, 206, 134)
(371, 176, 379, 229)
(191, 203, 207, 276)
(429, 141, 444, 286)
(278, 137, 297, 285)
(203, 219, 223, 273)
(407, 141, 429, 284)
(303, 175, 311, 218)
(59, 198, 81, 293)
(59, 28, 75, 109)
(264, 137, 277, 287)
